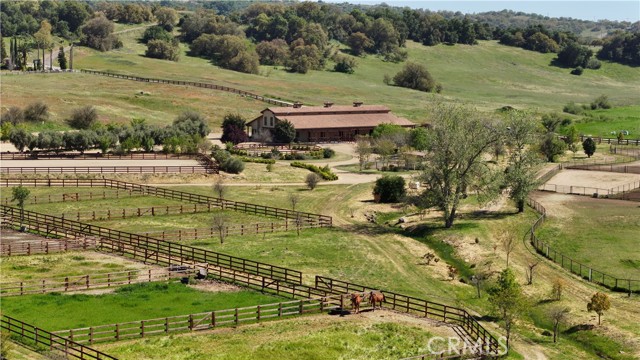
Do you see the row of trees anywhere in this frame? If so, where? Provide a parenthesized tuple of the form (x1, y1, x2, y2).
(3, 109, 210, 155)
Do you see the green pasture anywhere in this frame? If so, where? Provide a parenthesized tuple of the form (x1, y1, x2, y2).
(97, 316, 445, 360)
(572, 106, 640, 139)
(536, 197, 640, 279)
(0, 281, 283, 331)
(24, 195, 182, 215)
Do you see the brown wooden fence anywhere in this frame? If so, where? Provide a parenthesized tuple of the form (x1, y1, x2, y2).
(0, 238, 96, 256)
(527, 197, 639, 295)
(0, 152, 200, 160)
(51, 294, 344, 345)
(610, 146, 640, 159)
(1, 189, 142, 206)
(1, 315, 117, 360)
(80, 69, 293, 107)
(139, 220, 324, 241)
(314, 276, 501, 356)
(0, 267, 192, 297)
(0, 166, 211, 174)
(0, 206, 303, 285)
(581, 135, 640, 145)
(0, 177, 333, 226)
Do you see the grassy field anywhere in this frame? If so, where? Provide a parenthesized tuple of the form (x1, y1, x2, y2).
(96, 315, 448, 360)
(0, 252, 153, 283)
(572, 105, 640, 139)
(534, 195, 640, 279)
(0, 281, 284, 331)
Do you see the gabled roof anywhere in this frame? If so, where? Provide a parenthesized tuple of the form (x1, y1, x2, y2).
(248, 105, 415, 130)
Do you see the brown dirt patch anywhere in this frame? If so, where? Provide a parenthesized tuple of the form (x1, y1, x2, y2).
(188, 279, 243, 293)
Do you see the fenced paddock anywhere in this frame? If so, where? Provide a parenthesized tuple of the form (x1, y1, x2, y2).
(0, 237, 96, 256)
(1, 189, 143, 206)
(526, 197, 639, 295)
(51, 295, 344, 345)
(0, 177, 333, 226)
(1, 206, 304, 285)
(0, 165, 211, 174)
(0, 267, 193, 297)
(0, 316, 115, 360)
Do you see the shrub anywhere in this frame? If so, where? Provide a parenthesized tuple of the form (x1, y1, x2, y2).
(322, 148, 335, 159)
(591, 95, 611, 110)
(221, 157, 244, 174)
(333, 54, 357, 74)
(66, 106, 98, 129)
(266, 163, 274, 172)
(1, 107, 24, 125)
(570, 66, 583, 75)
(582, 137, 596, 158)
(290, 162, 338, 181)
(585, 58, 601, 69)
(393, 62, 436, 92)
(373, 175, 406, 203)
(145, 39, 180, 61)
(273, 120, 296, 143)
(563, 102, 583, 115)
(239, 156, 275, 164)
(24, 102, 49, 122)
(141, 26, 174, 44)
(306, 173, 321, 190)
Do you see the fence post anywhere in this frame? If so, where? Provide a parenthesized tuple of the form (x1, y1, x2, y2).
(116, 323, 120, 340)
(141, 320, 145, 337)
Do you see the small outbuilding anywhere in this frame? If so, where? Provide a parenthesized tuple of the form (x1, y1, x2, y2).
(247, 102, 416, 143)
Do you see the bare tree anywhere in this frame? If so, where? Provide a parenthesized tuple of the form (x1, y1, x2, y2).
(305, 173, 321, 190)
(500, 230, 517, 268)
(294, 214, 303, 236)
(471, 269, 493, 299)
(354, 135, 372, 171)
(526, 259, 540, 285)
(212, 214, 227, 244)
(550, 278, 566, 301)
(213, 179, 226, 199)
(288, 193, 300, 211)
(549, 307, 570, 343)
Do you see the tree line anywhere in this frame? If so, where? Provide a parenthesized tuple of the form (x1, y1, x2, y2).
(1, 104, 210, 155)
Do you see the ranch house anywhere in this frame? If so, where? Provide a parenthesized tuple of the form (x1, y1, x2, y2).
(247, 102, 416, 143)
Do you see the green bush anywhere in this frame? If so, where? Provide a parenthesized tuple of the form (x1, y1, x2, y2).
(239, 156, 275, 164)
(591, 95, 611, 110)
(373, 175, 406, 203)
(570, 66, 584, 75)
(563, 102, 583, 115)
(322, 148, 335, 158)
(221, 157, 245, 174)
(290, 161, 338, 181)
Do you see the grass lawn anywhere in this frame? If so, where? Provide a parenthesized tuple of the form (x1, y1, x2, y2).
(97, 315, 446, 360)
(0, 252, 153, 283)
(0, 281, 284, 331)
(24, 195, 183, 215)
(535, 195, 640, 279)
(572, 105, 640, 139)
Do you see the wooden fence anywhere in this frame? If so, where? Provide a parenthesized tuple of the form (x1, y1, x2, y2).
(0, 165, 211, 174)
(610, 146, 640, 158)
(0, 178, 333, 226)
(1, 315, 117, 360)
(80, 69, 293, 107)
(314, 276, 501, 356)
(537, 180, 640, 197)
(0, 206, 303, 285)
(1, 189, 142, 206)
(563, 163, 640, 174)
(139, 220, 324, 241)
(527, 197, 639, 295)
(51, 294, 344, 345)
(0, 152, 200, 160)
(0, 267, 192, 297)
(0, 238, 96, 256)
(581, 135, 640, 145)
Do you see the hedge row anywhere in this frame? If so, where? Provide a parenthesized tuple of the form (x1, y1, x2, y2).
(290, 162, 338, 181)
(239, 156, 276, 164)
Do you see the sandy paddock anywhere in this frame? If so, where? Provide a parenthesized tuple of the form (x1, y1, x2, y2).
(543, 170, 640, 192)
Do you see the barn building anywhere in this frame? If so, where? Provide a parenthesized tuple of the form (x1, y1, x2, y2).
(247, 102, 416, 143)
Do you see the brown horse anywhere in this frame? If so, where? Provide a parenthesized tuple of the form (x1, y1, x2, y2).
(350, 293, 363, 314)
(368, 291, 385, 311)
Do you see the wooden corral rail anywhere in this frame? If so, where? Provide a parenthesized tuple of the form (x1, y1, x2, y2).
(52, 295, 344, 345)
(1, 189, 142, 206)
(538, 180, 640, 197)
(80, 69, 293, 107)
(610, 146, 640, 159)
(0, 315, 117, 360)
(0, 152, 200, 160)
(0, 238, 96, 256)
(140, 220, 324, 241)
(580, 135, 640, 146)
(0, 267, 192, 297)
(0, 206, 303, 285)
(314, 276, 501, 356)
(0, 178, 333, 226)
(0, 165, 212, 174)
(526, 197, 639, 295)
